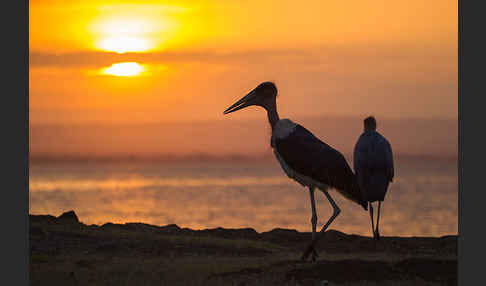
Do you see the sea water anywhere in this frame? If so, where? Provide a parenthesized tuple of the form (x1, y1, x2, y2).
(29, 156, 457, 237)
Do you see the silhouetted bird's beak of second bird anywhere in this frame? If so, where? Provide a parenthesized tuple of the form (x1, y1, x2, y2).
(223, 89, 257, 115)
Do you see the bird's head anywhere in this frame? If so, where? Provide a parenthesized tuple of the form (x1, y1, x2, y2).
(364, 116, 377, 132)
(223, 82, 277, 115)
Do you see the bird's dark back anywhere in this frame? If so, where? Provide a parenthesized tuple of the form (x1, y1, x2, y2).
(354, 131, 394, 202)
(354, 131, 394, 177)
(274, 124, 367, 209)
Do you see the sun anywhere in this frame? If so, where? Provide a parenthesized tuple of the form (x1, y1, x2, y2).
(94, 18, 155, 53)
(99, 36, 150, 54)
(101, 62, 145, 77)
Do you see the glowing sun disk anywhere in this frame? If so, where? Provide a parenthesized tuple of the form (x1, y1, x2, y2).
(101, 62, 144, 77)
(98, 36, 150, 53)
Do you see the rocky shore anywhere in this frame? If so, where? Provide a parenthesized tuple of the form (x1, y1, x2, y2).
(30, 210, 457, 286)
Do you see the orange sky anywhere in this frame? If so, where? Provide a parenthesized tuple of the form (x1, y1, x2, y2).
(30, 0, 457, 125)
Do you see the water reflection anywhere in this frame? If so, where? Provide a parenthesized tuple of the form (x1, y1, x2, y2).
(29, 157, 457, 237)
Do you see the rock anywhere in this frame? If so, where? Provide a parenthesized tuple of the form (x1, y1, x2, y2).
(323, 230, 347, 241)
(29, 214, 57, 224)
(198, 227, 259, 239)
(57, 210, 79, 223)
(124, 222, 161, 232)
(159, 224, 182, 234)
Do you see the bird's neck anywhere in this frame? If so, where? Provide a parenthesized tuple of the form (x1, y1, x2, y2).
(266, 104, 280, 130)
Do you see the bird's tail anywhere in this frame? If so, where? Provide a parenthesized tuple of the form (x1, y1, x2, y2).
(334, 176, 368, 211)
(351, 177, 368, 211)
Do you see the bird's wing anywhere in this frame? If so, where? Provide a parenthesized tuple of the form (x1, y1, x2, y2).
(353, 134, 365, 176)
(354, 133, 371, 198)
(354, 132, 394, 182)
(274, 125, 361, 198)
(384, 138, 394, 181)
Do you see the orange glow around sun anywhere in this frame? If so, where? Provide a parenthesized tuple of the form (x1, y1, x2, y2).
(29, 0, 458, 125)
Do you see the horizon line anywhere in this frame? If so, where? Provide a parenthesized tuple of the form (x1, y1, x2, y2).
(29, 114, 459, 126)
(29, 152, 458, 163)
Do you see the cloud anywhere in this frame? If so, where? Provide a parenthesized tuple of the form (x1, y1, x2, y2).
(30, 45, 456, 69)
(29, 49, 312, 68)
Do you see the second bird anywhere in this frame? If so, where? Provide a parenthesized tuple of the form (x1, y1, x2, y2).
(353, 116, 394, 240)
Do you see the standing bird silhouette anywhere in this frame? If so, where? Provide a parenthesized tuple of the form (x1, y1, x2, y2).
(354, 116, 394, 240)
(223, 82, 368, 261)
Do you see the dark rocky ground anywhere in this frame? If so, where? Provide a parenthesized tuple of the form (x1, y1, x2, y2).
(30, 211, 457, 286)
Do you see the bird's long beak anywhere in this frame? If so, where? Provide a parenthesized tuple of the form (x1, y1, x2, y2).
(223, 89, 257, 115)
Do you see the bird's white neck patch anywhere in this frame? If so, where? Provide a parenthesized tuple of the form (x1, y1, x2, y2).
(273, 119, 297, 140)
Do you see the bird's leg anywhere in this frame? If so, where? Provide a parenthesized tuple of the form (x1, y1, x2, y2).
(375, 201, 381, 240)
(369, 202, 376, 239)
(301, 190, 341, 261)
(308, 187, 319, 261)
(309, 187, 318, 239)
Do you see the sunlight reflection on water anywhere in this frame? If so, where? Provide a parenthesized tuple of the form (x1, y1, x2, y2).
(29, 157, 457, 237)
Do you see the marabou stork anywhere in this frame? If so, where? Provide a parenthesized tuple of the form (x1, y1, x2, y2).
(223, 82, 368, 261)
(353, 116, 394, 240)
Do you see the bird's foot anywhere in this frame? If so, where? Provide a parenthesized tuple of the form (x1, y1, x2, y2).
(311, 247, 319, 262)
(301, 244, 319, 262)
(374, 230, 381, 241)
